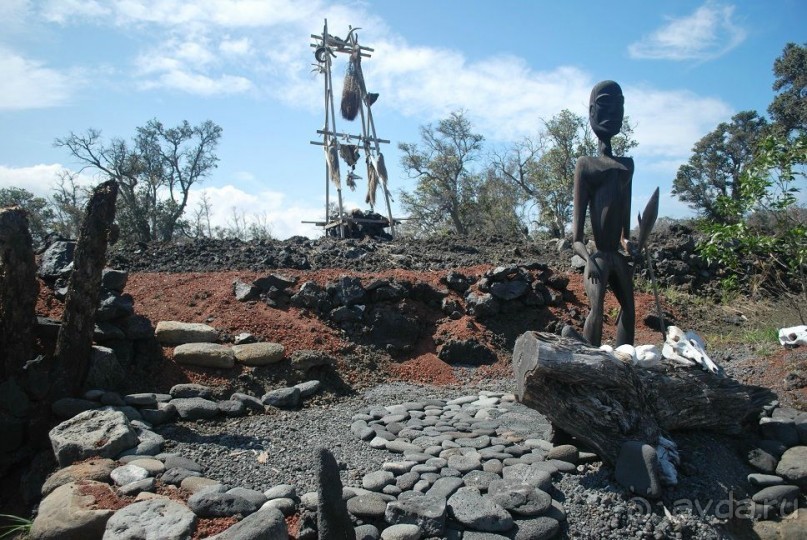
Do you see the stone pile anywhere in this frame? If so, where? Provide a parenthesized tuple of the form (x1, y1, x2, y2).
(37, 241, 159, 390)
(33, 389, 576, 539)
(745, 401, 807, 520)
(294, 391, 576, 540)
(232, 266, 573, 359)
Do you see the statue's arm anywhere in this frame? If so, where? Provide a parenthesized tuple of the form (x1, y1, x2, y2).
(621, 161, 634, 253)
(572, 160, 590, 261)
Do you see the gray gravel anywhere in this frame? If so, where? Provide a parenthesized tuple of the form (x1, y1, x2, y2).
(152, 379, 767, 538)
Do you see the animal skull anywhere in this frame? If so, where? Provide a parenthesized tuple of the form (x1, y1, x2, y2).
(662, 326, 721, 375)
(779, 325, 807, 347)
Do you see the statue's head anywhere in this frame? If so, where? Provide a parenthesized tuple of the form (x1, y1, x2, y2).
(589, 80, 624, 142)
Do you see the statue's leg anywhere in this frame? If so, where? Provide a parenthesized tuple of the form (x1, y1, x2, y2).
(583, 253, 609, 347)
(611, 256, 635, 346)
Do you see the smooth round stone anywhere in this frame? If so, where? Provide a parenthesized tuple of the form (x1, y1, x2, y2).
(447, 455, 482, 473)
(387, 440, 422, 454)
(470, 397, 499, 407)
(413, 479, 431, 492)
(424, 446, 443, 456)
(524, 439, 553, 451)
(383, 484, 402, 496)
(355, 524, 380, 540)
(457, 435, 491, 449)
(403, 453, 432, 464)
(483, 460, 503, 475)
(462, 470, 501, 491)
(505, 445, 529, 458)
(347, 494, 387, 518)
(488, 479, 551, 516)
(447, 396, 478, 406)
(126, 458, 165, 475)
(546, 444, 579, 463)
(426, 458, 448, 469)
(396, 471, 420, 491)
(386, 404, 411, 415)
(111, 464, 149, 486)
(380, 523, 422, 540)
(502, 464, 552, 491)
(382, 414, 409, 425)
(548, 459, 576, 473)
(530, 461, 559, 475)
(261, 497, 296, 516)
(374, 430, 397, 441)
(264, 484, 297, 500)
(363, 470, 395, 491)
(447, 487, 513, 532)
(411, 464, 438, 474)
(370, 437, 388, 449)
(440, 467, 462, 478)
(383, 461, 417, 475)
(519, 453, 545, 465)
(748, 474, 784, 487)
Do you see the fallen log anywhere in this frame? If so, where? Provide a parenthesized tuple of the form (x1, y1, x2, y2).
(513, 331, 775, 466)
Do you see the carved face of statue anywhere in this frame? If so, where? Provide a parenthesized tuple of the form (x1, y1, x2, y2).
(589, 81, 624, 141)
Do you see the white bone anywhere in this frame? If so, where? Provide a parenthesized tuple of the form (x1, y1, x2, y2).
(634, 344, 661, 368)
(779, 325, 807, 347)
(614, 344, 636, 363)
(662, 326, 721, 374)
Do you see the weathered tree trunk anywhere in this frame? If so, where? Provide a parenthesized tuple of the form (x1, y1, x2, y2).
(0, 207, 38, 379)
(53, 180, 118, 397)
(513, 331, 775, 465)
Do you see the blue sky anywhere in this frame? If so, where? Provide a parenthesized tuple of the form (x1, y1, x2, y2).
(0, 0, 803, 239)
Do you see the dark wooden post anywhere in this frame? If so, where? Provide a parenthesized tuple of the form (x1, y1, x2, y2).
(53, 180, 118, 397)
(0, 207, 38, 379)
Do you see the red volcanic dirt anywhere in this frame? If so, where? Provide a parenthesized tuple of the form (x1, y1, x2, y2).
(34, 262, 805, 408)
(53, 266, 677, 390)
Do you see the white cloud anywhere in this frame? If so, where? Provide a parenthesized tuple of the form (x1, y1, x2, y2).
(0, 48, 74, 110)
(41, 0, 110, 23)
(188, 185, 324, 239)
(0, 0, 31, 30)
(135, 36, 254, 95)
(625, 85, 733, 159)
(628, 1, 747, 61)
(0, 164, 98, 198)
(220, 37, 252, 56)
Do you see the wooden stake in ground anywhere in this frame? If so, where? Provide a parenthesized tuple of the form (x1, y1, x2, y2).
(53, 179, 118, 397)
(0, 207, 38, 379)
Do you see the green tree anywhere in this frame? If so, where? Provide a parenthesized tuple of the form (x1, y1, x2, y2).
(491, 110, 636, 238)
(672, 111, 768, 222)
(768, 42, 807, 136)
(476, 167, 530, 237)
(398, 110, 485, 236)
(0, 186, 54, 243)
(55, 119, 222, 243)
(697, 133, 806, 308)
